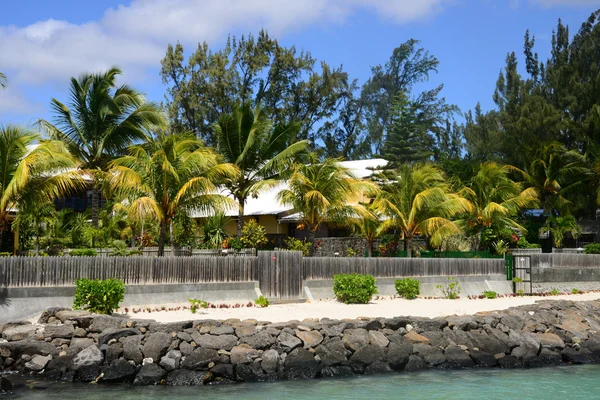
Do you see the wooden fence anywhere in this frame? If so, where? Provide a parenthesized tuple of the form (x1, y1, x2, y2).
(1, 252, 506, 299)
(302, 257, 505, 280)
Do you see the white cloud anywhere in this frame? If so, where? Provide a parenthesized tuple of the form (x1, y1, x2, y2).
(531, 0, 600, 6)
(0, 0, 451, 86)
(0, 87, 43, 119)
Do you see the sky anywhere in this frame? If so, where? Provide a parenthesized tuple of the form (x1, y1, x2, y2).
(1, 0, 600, 127)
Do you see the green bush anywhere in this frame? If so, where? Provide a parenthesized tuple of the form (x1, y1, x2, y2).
(188, 298, 208, 313)
(584, 243, 600, 254)
(512, 277, 523, 283)
(482, 290, 497, 299)
(284, 237, 310, 256)
(255, 296, 270, 307)
(551, 289, 560, 296)
(437, 277, 461, 299)
(69, 249, 98, 257)
(73, 278, 125, 314)
(517, 237, 541, 249)
(571, 288, 582, 294)
(395, 278, 420, 299)
(0, 252, 11, 257)
(333, 273, 378, 304)
(241, 220, 268, 249)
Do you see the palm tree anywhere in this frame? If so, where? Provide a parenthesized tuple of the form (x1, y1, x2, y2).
(458, 162, 539, 249)
(0, 72, 7, 89)
(277, 155, 377, 255)
(109, 131, 237, 256)
(39, 67, 166, 228)
(541, 215, 581, 249)
(13, 201, 55, 255)
(202, 212, 232, 248)
(215, 102, 308, 237)
(349, 207, 385, 257)
(0, 125, 84, 252)
(374, 164, 470, 257)
(522, 142, 589, 215)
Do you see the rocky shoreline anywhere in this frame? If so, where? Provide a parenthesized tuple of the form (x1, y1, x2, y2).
(1, 300, 600, 387)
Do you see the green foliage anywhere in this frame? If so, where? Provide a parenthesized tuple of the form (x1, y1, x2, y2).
(203, 212, 232, 249)
(437, 277, 461, 299)
(482, 290, 497, 299)
(0, 252, 11, 257)
(492, 239, 509, 256)
(571, 288, 582, 294)
(188, 298, 208, 314)
(333, 273, 378, 304)
(517, 289, 525, 297)
(551, 289, 560, 296)
(224, 237, 244, 250)
(255, 296, 270, 308)
(541, 215, 581, 248)
(395, 278, 420, 299)
(346, 248, 358, 257)
(73, 278, 125, 314)
(109, 240, 140, 256)
(241, 220, 268, 249)
(512, 277, 523, 283)
(517, 237, 541, 249)
(69, 249, 98, 257)
(283, 237, 310, 256)
(584, 243, 600, 254)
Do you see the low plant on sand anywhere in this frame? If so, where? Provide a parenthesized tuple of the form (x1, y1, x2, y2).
(255, 296, 270, 307)
(551, 289, 560, 296)
(437, 277, 461, 299)
(188, 298, 208, 313)
(482, 290, 497, 299)
(571, 288, 583, 294)
(395, 278, 420, 299)
(333, 273, 378, 304)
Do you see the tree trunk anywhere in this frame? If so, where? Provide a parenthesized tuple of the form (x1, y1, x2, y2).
(308, 228, 316, 257)
(367, 239, 373, 257)
(91, 187, 100, 229)
(35, 225, 41, 256)
(170, 220, 175, 256)
(237, 199, 245, 238)
(158, 222, 167, 257)
(406, 237, 413, 258)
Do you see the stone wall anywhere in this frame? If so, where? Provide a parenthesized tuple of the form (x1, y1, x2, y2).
(313, 237, 369, 257)
(1, 300, 600, 387)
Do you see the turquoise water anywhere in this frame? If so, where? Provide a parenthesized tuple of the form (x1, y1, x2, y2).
(7, 365, 600, 400)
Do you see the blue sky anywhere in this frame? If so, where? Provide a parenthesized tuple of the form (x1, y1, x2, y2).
(1, 0, 599, 127)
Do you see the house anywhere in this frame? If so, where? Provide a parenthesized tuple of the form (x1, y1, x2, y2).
(191, 158, 388, 242)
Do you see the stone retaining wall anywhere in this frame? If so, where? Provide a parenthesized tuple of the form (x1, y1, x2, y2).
(2, 300, 600, 386)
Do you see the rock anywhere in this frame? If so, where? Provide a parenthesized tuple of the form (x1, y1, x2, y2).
(43, 324, 75, 339)
(501, 314, 526, 331)
(133, 363, 166, 385)
(160, 350, 182, 371)
(424, 349, 446, 367)
(235, 325, 257, 338)
(55, 310, 94, 327)
(296, 330, 324, 348)
(211, 363, 235, 380)
(1, 377, 13, 392)
(74, 364, 101, 382)
(181, 348, 219, 369)
(176, 332, 192, 342)
(38, 307, 70, 324)
(101, 359, 136, 382)
(143, 332, 173, 361)
(150, 321, 192, 333)
(231, 345, 259, 364)
(342, 329, 370, 351)
(261, 349, 279, 373)
(538, 348, 562, 366)
(365, 320, 384, 331)
(405, 355, 427, 371)
(413, 318, 448, 332)
(234, 364, 260, 382)
(2, 324, 39, 341)
(121, 335, 144, 364)
(89, 315, 127, 333)
(278, 333, 303, 350)
(0, 340, 58, 357)
(444, 345, 474, 368)
(73, 328, 87, 338)
(536, 333, 565, 350)
(210, 325, 235, 335)
(165, 369, 206, 386)
(284, 348, 320, 380)
(316, 337, 347, 366)
(387, 341, 412, 370)
(498, 355, 521, 368)
(369, 331, 389, 348)
(469, 349, 498, 367)
(106, 343, 123, 363)
(365, 360, 392, 374)
(43, 354, 76, 381)
(404, 330, 430, 344)
(240, 331, 275, 349)
(73, 345, 103, 370)
(447, 316, 478, 331)
(509, 331, 540, 362)
(350, 344, 386, 366)
(190, 333, 237, 351)
(179, 341, 193, 356)
(384, 317, 411, 330)
(321, 365, 355, 378)
(25, 354, 52, 371)
(98, 328, 139, 345)
(561, 347, 591, 364)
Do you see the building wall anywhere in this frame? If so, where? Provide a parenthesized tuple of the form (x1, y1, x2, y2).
(199, 215, 288, 236)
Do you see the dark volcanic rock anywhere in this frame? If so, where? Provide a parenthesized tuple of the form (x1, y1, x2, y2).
(101, 359, 136, 382)
(404, 355, 427, 372)
(350, 344, 386, 366)
(387, 341, 412, 370)
(43, 323, 75, 339)
(364, 361, 393, 375)
(133, 363, 166, 385)
(165, 369, 206, 386)
(98, 328, 139, 345)
(122, 335, 144, 364)
(316, 337, 347, 366)
(181, 348, 219, 370)
(444, 345, 475, 368)
(321, 365, 355, 378)
(211, 363, 235, 380)
(469, 350, 498, 367)
(240, 331, 276, 349)
(284, 348, 320, 380)
(143, 332, 173, 361)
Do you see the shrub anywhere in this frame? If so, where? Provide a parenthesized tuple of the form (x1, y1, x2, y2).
(517, 237, 541, 249)
(46, 244, 65, 256)
(584, 243, 600, 254)
(551, 289, 560, 296)
(223, 237, 244, 250)
(437, 277, 461, 299)
(284, 237, 310, 256)
(512, 277, 523, 283)
(333, 273, 378, 304)
(395, 278, 420, 299)
(482, 290, 497, 299)
(346, 248, 358, 257)
(241, 220, 268, 249)
(517, 289, 525, 297)
(571, 288, 582, 294)
(69, 249, 97, 257)
(188, 298, 208, 313)
(0, 252, 11, 257)
(255, 296, 270, 307)
(73, 278, 125, 314)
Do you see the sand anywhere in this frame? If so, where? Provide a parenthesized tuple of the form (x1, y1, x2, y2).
(122, 292, 600, 323)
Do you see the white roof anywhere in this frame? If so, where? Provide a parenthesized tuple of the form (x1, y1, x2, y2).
(190, 158, 387, 219)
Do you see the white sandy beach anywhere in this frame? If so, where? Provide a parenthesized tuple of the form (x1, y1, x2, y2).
(121, 292, 600, 323)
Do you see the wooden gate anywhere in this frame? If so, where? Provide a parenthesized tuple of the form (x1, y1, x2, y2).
(255, 251, 303, 299)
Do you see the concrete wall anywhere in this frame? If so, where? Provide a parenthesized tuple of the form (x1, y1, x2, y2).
(0, 281, 261, 324)
(303, 274, 512, 301)
(531, 254, 600, 282)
